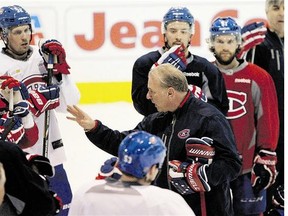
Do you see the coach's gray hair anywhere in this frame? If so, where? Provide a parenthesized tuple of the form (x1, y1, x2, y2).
(265, 0, 284, 12)
(150, 63, 188, 92)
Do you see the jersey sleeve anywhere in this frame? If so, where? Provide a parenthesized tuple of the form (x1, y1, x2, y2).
(251, 64, 279, 151)
(132, 52, 160, 116)
(56, 74, 81, 112)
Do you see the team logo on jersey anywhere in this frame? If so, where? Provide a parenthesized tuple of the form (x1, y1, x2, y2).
(22, 74, 46, 91)
(226, 90, 247, 119)
(178, 129, 190, 139)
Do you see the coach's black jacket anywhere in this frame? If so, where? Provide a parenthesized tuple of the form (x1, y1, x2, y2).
(132, 49, 229, 116)
(86, 91, 241, 216)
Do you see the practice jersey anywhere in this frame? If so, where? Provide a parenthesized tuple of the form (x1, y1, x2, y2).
(132, 48, 229, 116)
(69, 179, 195, 216)
(216, 60, 279, 174)
(0, 45, 80, 166)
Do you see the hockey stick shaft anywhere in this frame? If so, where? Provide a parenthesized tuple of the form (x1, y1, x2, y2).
(200, 192, 207, 216)
(9, 89, 13, 112)
(42, 54, 55, 157)
(251, 47, 256, 64)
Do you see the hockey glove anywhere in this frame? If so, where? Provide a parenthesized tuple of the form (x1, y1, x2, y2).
(185, 163, 211, 192)
(26, 153, 55, 177)
(237, 22, 267, 59)
(251, 149, 277, 194)
(13, 101, 30, 118)
(49, 190, 63, 215)
(168, 160, 211, 194)
(96, 157, 122, 180)
(185, 137, 215, 165)
(189, 85, 208, 102)
(0, 75, 29, 103)
(29, 84, 60, 116)
(0, 113, 24, 143)
(40, 39, 71, 75)
(155, 44, 187, 71)
(168, 160, 194, 195)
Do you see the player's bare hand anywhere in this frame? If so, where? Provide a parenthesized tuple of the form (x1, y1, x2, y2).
(66, 105, 95, 130)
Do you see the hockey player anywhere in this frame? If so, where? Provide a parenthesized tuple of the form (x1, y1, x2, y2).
(207, 17, 279, 216)
(69, 131, 195, 216)
(67, 63, 241, 216)
(243, 1, 284, 215)
(0, 5, 80, 215)
(132, 6, 229, 116)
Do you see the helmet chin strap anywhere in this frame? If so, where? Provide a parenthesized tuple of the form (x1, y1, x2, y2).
(0, 28, 9, 46)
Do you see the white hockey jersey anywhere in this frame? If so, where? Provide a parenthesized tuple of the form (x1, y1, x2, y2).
(69, 179, 195, 216)
(0, 45, 80, 166)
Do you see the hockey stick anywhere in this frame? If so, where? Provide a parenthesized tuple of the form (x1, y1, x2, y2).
(251, 47, 256, 64)
(42, 54, 55, 157)
(200, 192, 207, 216)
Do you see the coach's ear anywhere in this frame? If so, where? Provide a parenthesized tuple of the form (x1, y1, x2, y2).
(167, 87, 175, 97)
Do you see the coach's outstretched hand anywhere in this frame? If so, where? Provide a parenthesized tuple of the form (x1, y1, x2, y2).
(66, 105, 97, 132)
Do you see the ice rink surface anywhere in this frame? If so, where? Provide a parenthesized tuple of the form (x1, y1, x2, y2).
(56, 102, 143, 193)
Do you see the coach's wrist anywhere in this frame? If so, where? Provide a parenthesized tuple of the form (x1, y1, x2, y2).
(84, 120, 98, 132)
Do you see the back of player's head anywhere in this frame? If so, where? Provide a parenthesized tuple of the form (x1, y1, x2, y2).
(162, 7, 194, 34)
(0, 5, 32, 41)
(118, 131, 166, 179)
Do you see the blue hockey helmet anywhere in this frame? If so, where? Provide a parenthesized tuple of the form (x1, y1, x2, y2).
(209, 17, 241, 45)
(0, 5, 32, 41)
(0, 5, 31, 29)
(162, 7, 194, 34)
(118, 131, 166, 179)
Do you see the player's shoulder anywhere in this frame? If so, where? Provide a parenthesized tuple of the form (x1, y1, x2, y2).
(134, 185, 195, 215)
(188, 54, 220, 74)
(30, 45, 43, 59)
(190, 53, 213, 65)
(133, 184, 181, 198)
(0, 49, 16, 65)
(134, 50, 160, 65)
(246, 62, 273, 80)
(75, 179, 106, 194)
